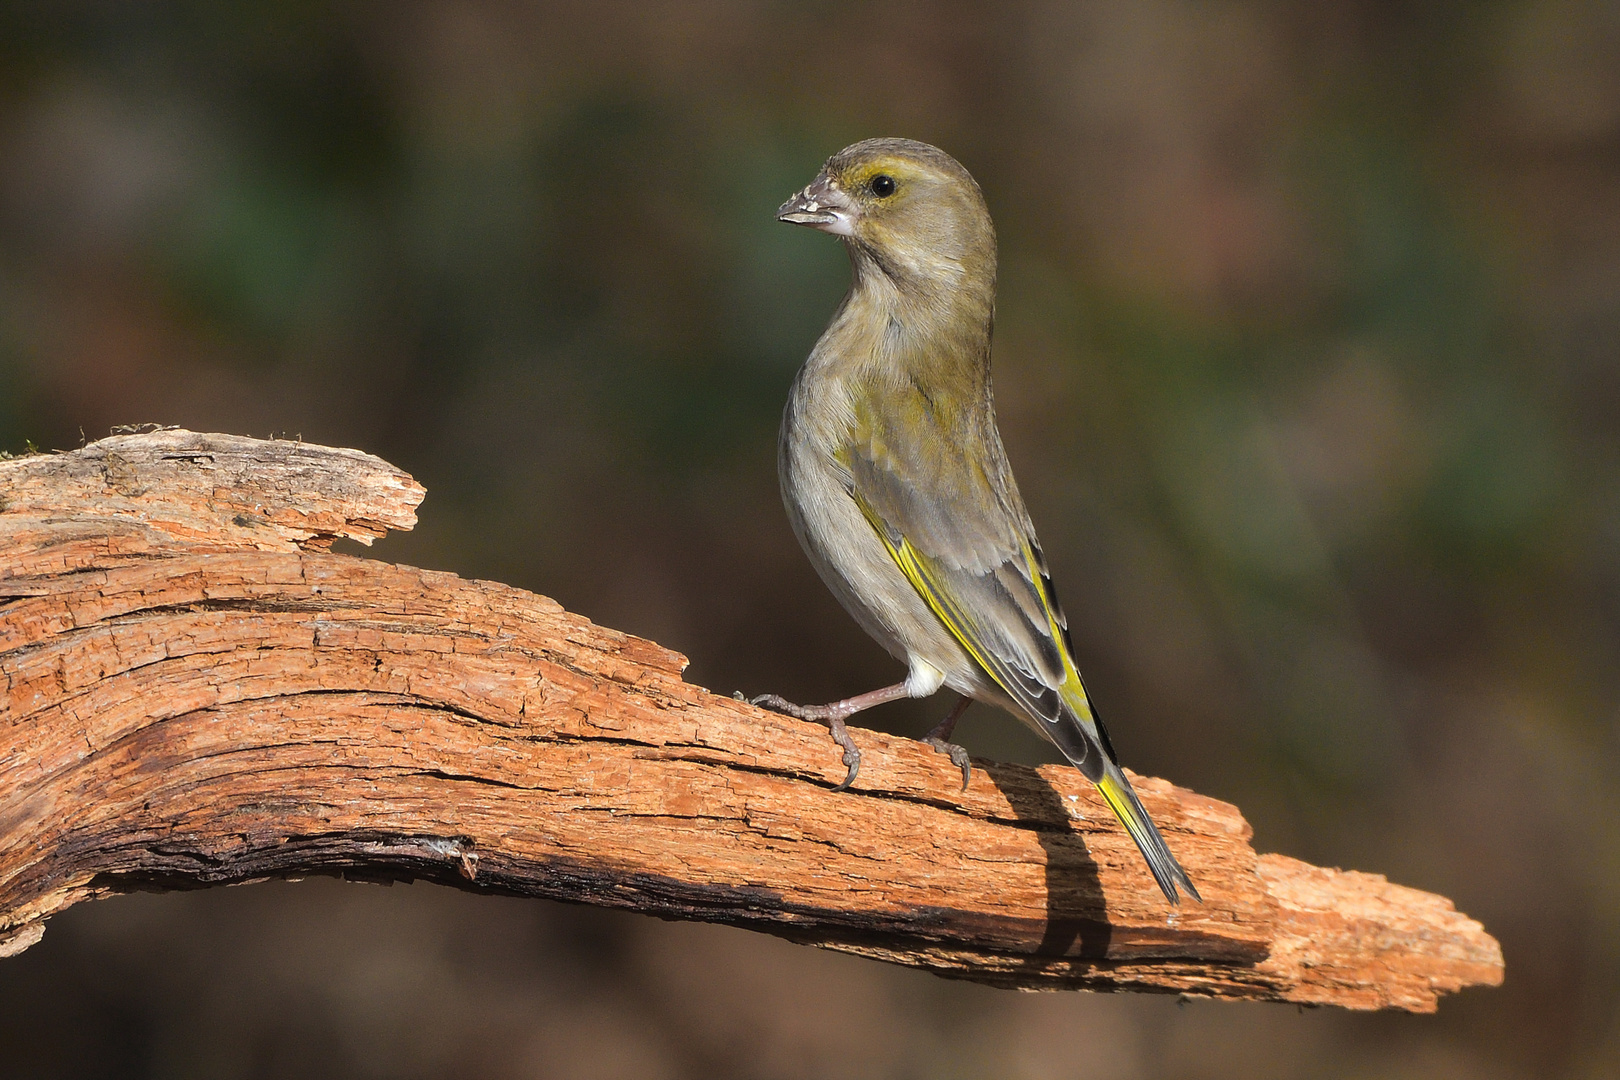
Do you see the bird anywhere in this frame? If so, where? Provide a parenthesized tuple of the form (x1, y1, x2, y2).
(752, 137, 1200, 905)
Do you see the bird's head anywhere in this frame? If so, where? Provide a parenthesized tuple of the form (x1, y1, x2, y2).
(778, 138, 995, 288)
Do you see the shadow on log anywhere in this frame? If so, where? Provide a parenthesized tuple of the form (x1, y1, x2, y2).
(0, 429, 1503, 1012)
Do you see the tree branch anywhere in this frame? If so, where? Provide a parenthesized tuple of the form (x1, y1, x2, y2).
(0, 429, 1502, 1011)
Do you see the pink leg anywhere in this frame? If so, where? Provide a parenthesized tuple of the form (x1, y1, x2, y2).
(748, 682, 911, 790)
(922, 694, 974, 790)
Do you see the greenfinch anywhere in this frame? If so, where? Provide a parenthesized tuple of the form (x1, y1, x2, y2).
(756, 137, 1199, 905)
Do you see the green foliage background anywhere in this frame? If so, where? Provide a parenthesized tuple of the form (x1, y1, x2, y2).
(2, 2, 1617, 1077)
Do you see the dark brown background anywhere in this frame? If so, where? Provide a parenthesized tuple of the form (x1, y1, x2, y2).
(2, 2, 1615, 1077)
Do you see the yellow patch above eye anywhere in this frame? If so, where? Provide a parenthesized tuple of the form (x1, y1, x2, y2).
(843, 158, 915, 191)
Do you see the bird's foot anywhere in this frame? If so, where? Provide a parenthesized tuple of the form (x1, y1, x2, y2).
(921, 694, 974, 790)
(746, 693, 863, 790)
(747, 693, 820, 721)
(823, 716, 862, 791)
(921, 736, 972, 791)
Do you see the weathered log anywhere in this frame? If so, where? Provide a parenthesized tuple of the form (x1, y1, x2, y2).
(0, 429, 1503, 1011)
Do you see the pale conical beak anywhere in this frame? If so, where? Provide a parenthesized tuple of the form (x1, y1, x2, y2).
(777, 173, 856, 236)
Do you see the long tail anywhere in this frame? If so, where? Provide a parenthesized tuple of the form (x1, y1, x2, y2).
(1094, 759, 1201, 905)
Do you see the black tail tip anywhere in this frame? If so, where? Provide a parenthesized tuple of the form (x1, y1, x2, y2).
(1151, 867, 1203, 906)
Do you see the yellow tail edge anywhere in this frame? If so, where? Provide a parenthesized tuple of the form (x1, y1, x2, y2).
(1096, 768, 1201, 906)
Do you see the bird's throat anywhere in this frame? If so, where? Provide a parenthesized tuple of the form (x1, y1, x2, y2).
(842, 242, 995, 383)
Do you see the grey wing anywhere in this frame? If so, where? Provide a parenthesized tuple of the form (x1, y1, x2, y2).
(843, 409, 1115, 775)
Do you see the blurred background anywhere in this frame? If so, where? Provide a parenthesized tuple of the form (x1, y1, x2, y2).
(1, 1, 1616, 1077)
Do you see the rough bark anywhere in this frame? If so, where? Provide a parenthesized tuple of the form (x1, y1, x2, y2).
(0, 429, 1503, 1011)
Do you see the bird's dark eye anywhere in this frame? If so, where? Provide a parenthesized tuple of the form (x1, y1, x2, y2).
(870, 174, 896, 197)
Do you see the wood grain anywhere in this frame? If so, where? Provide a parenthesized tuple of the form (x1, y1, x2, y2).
(0, 430, 1503, 1011)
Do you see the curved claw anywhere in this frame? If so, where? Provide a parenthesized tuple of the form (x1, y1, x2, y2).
(827, 716, 862, 791)
(745, 692, 862, 790)
(923, 737, 972, 791)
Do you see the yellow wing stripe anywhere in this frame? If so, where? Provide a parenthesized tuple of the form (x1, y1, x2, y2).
(1015, 544, 1097, 728)
(855, 493, 1196, 903)
(851, 496, 1011, 691)
(853, 493, 1089, 726)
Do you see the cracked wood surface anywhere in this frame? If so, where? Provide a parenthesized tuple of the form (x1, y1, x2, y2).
(0, 430, 1503, 1011)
